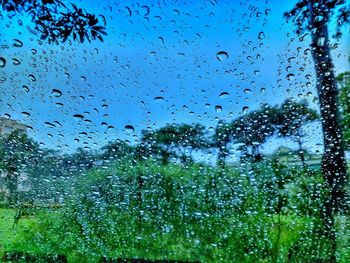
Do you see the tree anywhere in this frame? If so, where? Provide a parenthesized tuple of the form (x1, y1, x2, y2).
(275, 99, 319, 170)
(101, 139, 134, 161)
(285, 1, 350, 261)
(27, 148, 74, 203)
(1, 0, 106, 43)
(337, 72, 350, 148)
(68, 147, 96, 171)
(231, 104, 278, 163)
(140, 125, 178, 165)
(213, 121, 232, 167)
(0, 131, 39, 204)
(139, 123, 208, 165)
(175, 123, 208, 164)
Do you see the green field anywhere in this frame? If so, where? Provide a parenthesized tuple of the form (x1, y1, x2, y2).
(1, 162, 350, 262)
(1, 207, 350, 263)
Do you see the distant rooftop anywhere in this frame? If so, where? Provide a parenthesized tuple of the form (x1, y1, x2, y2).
(0, 117, 27, 137)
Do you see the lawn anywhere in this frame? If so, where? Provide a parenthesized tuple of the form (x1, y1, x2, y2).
(0, 208, 37, 257)
(0, 207, 317, 262)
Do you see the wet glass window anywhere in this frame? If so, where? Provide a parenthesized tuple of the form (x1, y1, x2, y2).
(0, 0, 350, 262)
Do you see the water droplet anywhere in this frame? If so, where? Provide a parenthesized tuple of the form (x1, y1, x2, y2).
(0, 57, 6, 68)
(286, 73, 295, 81)
(125, 125, 135, 132)
(219, 92, 229, 98)
(258, 32, 265, 40)
(12, 58, 21, 65)
(55, 102, 64, 108)
(54, 121, 63, 127)
(141, 5, 150, 16)
(13, 39, 23, 48)
(21, 111, 30, 118)
(51, 89, 62, 97)
(23, 85, 30, 92)
(158, 37, 164, 44)
(125, 6, 132, 16)
(242, 106, 249, 114)
(154, 96, 164, 102)
(287, 57, 296, 63)
(244, 88, 252, 94)
(216, 51, 228, 62)
(44, 122, 56, 128)
(28, 74, 36, 82)
(306, 91, 313, 97)
(215, 105, 223, 112)
(73, 114, 84, 121)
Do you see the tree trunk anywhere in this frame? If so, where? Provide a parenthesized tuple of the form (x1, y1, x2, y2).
(6, 171, 19, 205)
(296, 136, 307, 171)
(217, 141, 229, 167)
(137, 175, 144, 250)
(309, 0, 347, 213)
(251, 144, 262, 163)
(308, 1, 348, 261)
(161, 150, 170, 165)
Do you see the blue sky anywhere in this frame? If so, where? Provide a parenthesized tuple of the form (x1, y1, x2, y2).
(0, 0, 349, 157)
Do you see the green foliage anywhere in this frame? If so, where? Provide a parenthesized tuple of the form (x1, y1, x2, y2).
(1, 0, 107, 43)
(231, 104, 277, 162)
(213, 121, 233, 166)
(288, 222, 336, 262)
(274, 99, 319, 138)
(0, 131, 40, 204)
(0, 126, 343, 262)
(213, 100, 317, 165)
(140, 123, 208, 165)
(284, 0, 350, 38)
(9, 162, 262, 261)
(101, 139, 134, 161)
(338, 72, 350, 149)
(6, 161, 341, 262)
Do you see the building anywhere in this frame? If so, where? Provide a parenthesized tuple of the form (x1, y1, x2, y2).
(271, 146, 322, 170)
(0, 117, 27, 138)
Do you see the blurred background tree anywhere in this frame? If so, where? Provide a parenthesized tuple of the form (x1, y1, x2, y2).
(0, 0, 106, 43)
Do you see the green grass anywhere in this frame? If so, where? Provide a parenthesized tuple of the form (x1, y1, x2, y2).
(0, 208, 37, 246)
(2, 209, 350, 262)
(0, 208, 321, 263)
(0, 162, 348, 262)
(0, 208, 37, 256)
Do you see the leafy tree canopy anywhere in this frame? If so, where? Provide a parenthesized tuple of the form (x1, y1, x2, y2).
(285, 0, 350, 38)
(275, 99, 319, 138)
(1, 0, 107, 43)
(338, 71, 350, 148)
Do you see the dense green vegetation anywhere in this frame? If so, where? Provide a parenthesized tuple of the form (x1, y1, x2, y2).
(2, 161, 350, 262)
(1, 0, 350, 262)
(1, 94, 350, 262)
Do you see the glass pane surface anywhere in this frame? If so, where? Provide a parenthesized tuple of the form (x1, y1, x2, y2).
(0, 1, 350, 262)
